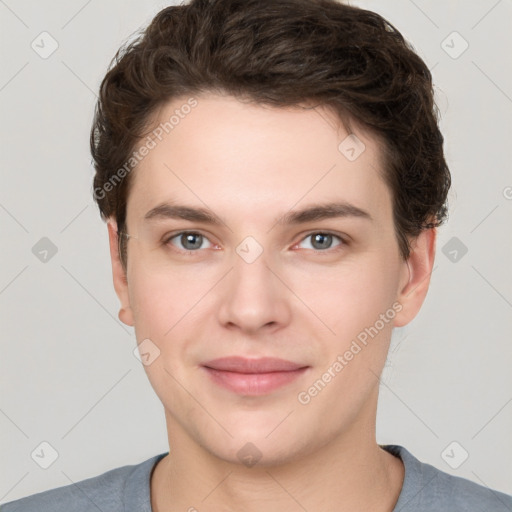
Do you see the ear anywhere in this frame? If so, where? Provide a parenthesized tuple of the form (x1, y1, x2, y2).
(107, 218, 134, 327)
(393, 228, 437, 327)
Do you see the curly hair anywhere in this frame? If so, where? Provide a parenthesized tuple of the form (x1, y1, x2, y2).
(90, 0, 451, 269)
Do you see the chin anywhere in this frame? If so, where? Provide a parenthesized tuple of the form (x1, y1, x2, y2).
(208, 437, 305, 469)
(195, 416, 312, 468)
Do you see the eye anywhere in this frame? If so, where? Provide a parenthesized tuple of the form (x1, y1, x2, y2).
(162, 230, 346, 254)
(164, 231, 214, 252)
(295, 232, 346, 251)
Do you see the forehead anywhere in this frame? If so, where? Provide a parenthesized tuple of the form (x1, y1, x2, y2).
(126, 93, 392, 228)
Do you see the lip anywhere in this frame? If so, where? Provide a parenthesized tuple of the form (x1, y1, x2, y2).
(202, 357, 309, 395)
(203, 356, 306, 373)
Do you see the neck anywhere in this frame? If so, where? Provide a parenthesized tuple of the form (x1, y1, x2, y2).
(151, 404, 404, 512)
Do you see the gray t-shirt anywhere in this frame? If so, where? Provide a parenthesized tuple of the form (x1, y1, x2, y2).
(1, 445, 511, 511)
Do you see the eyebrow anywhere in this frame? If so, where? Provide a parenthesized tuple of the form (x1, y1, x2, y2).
(143, 201, 372, 226)
(277, 202, 372, 225)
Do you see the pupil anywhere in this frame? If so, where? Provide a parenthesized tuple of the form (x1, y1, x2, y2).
(183, 233, 202, 250)
(313, 233, 331, 250)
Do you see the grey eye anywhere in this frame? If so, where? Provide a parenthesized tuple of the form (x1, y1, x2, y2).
(312, 233, 332, 250)
(166, 232, 213, 251)
(297, 233, 344, 251)
(180, 233, 203, 250)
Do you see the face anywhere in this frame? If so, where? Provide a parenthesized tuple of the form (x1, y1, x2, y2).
(108, 93, 434, 466)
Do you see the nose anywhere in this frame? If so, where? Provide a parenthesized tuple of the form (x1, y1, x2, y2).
(216, 248, 292, 335)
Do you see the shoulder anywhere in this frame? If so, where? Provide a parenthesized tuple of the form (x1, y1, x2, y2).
(0, 453, 166, 512)
(383, 444, 512, 512)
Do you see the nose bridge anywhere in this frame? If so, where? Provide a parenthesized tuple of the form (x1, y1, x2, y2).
(216, 236, 290, 331)
(234, 242, 272, 287)
(231, 237, 276, 300)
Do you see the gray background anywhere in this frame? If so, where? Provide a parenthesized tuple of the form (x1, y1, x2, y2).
(1, 0, 511, 503)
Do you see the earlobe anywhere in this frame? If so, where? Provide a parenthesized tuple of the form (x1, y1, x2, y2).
(107, 219, 135, 327)
(394, 228, 437, 328)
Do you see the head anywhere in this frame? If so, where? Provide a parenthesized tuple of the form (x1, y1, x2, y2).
(90, 0, 450, 466)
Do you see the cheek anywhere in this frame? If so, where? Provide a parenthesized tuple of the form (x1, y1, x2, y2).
(291, 253, 401, 340)
(127, 269, 199, 399)
(291, 257, 400, 412)
(127, 262, 217, 340)
(127, 256, 174, 339)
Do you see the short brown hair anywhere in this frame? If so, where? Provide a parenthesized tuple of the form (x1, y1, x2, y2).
(90, 0, 451, 269)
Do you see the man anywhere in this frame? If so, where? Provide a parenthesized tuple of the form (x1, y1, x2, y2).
(2, 0, 511, 510)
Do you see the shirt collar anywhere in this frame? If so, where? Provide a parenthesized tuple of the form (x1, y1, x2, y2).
(123, 452, 168, 512)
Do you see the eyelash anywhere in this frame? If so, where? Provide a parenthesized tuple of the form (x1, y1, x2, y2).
(162, 230, 348, 255)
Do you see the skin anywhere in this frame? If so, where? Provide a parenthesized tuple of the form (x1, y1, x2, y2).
(107, 93, 436, 512)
